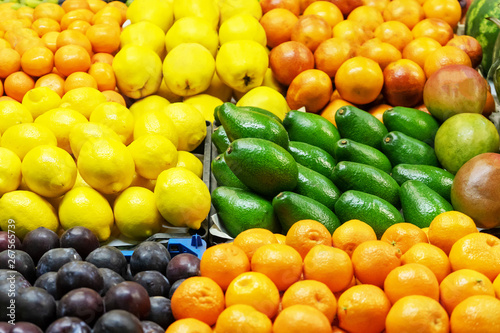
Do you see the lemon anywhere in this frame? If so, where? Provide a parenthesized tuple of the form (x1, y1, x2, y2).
(60, 87, 107, 119)
(130, 172, 156, 191)
(0, 190, 59, 240)
(77, 138, 135, 194)
(165, 16, 219, 57)
(89, 102, 135, 145)
(0, 100, 33, 135)
(183, 94, 223, 123)
(236, 86, 290, 120)
(69, 122, 122, 159)
(72, 170, 91, 189)
(176, 151, 203, 178)
(163, 102, 207, 151)
(157, 80, 183, 103)
(22, 145, 77, 198)
(120, 21, 166, 57)
(154, 167, 210, 230)
(218, 0, 262, 23)
(219, 14, 267, 46)
(133, 110, 179, 148)
(58, 186, 113, 241)
(34, 108, 88, 154)
(173, 0, 219, 30)
(113, 187, 163, 240)
(1, 123, 57, 160)
(128, 134, 178, 180)
(129, 95, 170, 119)
(22, 87, 61, 119)
(127, 0, 174, 33)
(204, 72, 233, 102)
(0, 147, 22, 196)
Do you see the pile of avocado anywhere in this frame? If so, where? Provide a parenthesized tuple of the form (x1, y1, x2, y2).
(211, 102, 454, 239)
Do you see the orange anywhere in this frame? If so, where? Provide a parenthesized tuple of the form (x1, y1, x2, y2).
(422, 0, 461, 30)
(15, 37, 46, 57)
(448, 233, 500, 282)
(381, 222, 428, 255)
(382, 0, 425, 30)
(331, 219, 377, 257)
(88, 62, 115, 92)
(385, 295, 449, 333)
(303, 1, 344, 29)
(170, 276, 225, 326)
(351, 240, 401, 288)
(56, 29, 92, 56)
(402, 36, 442, 69)
(439, 269, 495, 315)
(35, 73, 65, 98)
(356, 38, 402, 70)
(225, 271, 280, 319)
(347, 5, 384, 33)
(4, 28, 38, 48)
(303, 244, 353, 293)
(60, 9, 94, 30)
(274, 233, 286, 244)
(337, 284, 391, 333)
(4, 71, 35, 102)
(107, 1, 128, 25)
(368, 103, 392, 122)
(273, 304, 332, 333)
(450, 295, 500, 333)
(54, 44, 91, 77)
(493, 273, 500, 299)
(251, 243, 302, 291)
(20, 46, 54, 77)
(0, 47, 21, 79)
(314, 37, 354, 78)
(200, 243, 250, 291)
(86, 23, 121, 54)
(412, 18, 454, 46)
(332, 20, 371, 50)
(101, 90, 126, 106)
(0, 80, 3, 96)
(233, 228, 278, 260)
(282, 280, 337, 323)
(214, 304, 272, 333)
(41, 31, 59, 53)
(320, 98, 353, 126)
(374, 20, 414, 51)
(384, 263, 440, 304)
(91, 52, 113, 65)
(446, 35, 483, 69)
(331, 326, 348, 333)
(61, 0, 90, 12)
(66, 20, 91, 35)
(362, 0, 390, 12)
(87, 0, 107, 14)
(285, 219, 332, 259)
(260, 8, 299, 49)
(165, 318, 212, 333)
(335, 56, 384, 105)
(0, 38, 11, 48)
(32, 3, 65, 22)
(401, 242, 451, 283)
(91, 6, 122, 26)
(423, 45, 471, 78)
(427, 211, 478, 255)
(291, 14, 332, 52)
(64, 72, 98, 92)
(31, 18, 61, 37)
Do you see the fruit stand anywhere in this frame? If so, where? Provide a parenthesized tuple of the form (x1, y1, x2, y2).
(0, 0, 500, 332)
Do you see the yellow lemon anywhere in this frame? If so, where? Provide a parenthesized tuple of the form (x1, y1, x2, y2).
(69, 122, 122, 159)
(236, 86, 290, 120)
(176, 151, 203, 178)
(163, 102, 207, 151)
(128, 134, 178, 180)
(77, 138, 135, 194)
(22, 145, 77, 198)
(0, 190, 59, 240)
(173, 0, 219, 30)
(0, 123, 57, 160)
(204, 72, 233, 103)
(120, 21, 166, 58)
(165, 16, 219, 57)
(113, 186, 163, 240)
(0, 100, 33, 135)
(22, 87, 61, 119)
(126, 0, 174, 33)
(72, 170, 91, 189)
(133, 110, 179, 148)
(218, 0, 262, 23)
(219, 14, 267, 46)
(89, 102, 135, 145)
(154, 167, 210, 230)
(183, 94, 223, 123)
(129, 172, 156, 191)
(34, 108, 88, 154)
(58, 186, 113, 241)
(60, 87, 107, 119)
(157, 80, 183, 103)
(0, 147, 22, 197)
(129, 95, 170, 119)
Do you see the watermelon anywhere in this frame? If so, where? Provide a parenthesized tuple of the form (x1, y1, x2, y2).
(465, 0, 500, 76)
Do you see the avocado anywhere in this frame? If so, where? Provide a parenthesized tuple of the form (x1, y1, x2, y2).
(391, 164, 454, 202)
(331, 161, 400, 208)
(215, 102, 282, 124)
(383, 106, 440, 146)
(334, 190, 404, 238)
(283, 110, 340, 158)
(334, 105, 388, 150)
(294, 164, 341, 211)
(400, 180, 453, 228)
(211, 154, 250, 190)
(212, 186, 280, 238)
(381, 131, 439, 167)
(212, 126, 231, 154)
(334, 138, 392, 174)
(272, 191, 341, 234)
(287, 141, 336, 180)
(224, 138, 298, 198)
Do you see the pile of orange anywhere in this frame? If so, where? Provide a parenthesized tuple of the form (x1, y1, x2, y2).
(169, 213, 500, 333)
(0, 0, 127, 105)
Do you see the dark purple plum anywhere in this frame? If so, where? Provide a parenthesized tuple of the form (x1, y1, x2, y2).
(21, 227, 60, 265)
(0, 322, 11, 333)
(168, 278, 185, 299)
(10, 322, 43, 333)
(130, 242, 170, 276)
(36, 248, 81, 278)
(140, 321, 164, 333)
(0, 250, 36, 284)
(98, 268, 125, 295)
(145, 296, 174, 329)
(104, 281, 150, 319)
(0, 231, 22, 252)
(60, 227, 100, 259)
(93, 310, 143, 333)
(166, 253, 200, 283)
(0, 272, 31, 321)
(85, 246, 127, 277)
(132, 271, 170, 297)
(33, 272, 58, 299)
(46, 317, 92, 333)
(57, 288, 104, 326)
(16, 287, 56, 329)
(124, 264, 133, 281)
(56, 261, 103, 296)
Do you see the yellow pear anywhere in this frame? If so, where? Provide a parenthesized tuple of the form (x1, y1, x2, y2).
(236, 86, 290, 120)
(215, 40, 268, 93)
(173, 0, 219, 30)
(113, 45, 163, 99)
(120, 21, 166, 58)
(218, 0, 262, 23)
(165, 16, 219, 57)
(163, 43, 215, 97)
(219, 14, 267, 46)
(126, 0, 174, 33)
(204, 72, 233, 102)
(157, 80, 183, 103)
(262, 67, 286, 95)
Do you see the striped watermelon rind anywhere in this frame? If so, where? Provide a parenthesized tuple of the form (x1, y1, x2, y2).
(465, 0, 500, 76)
